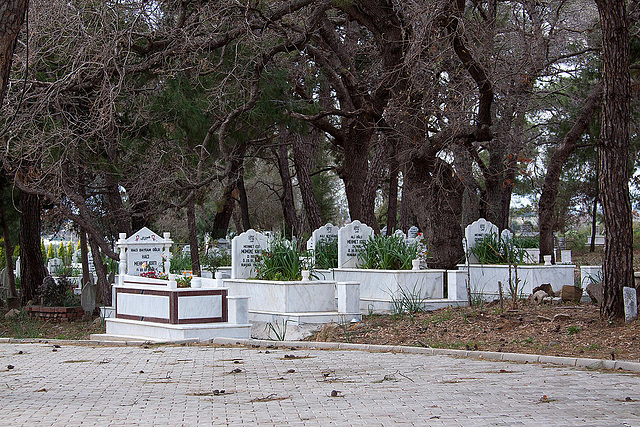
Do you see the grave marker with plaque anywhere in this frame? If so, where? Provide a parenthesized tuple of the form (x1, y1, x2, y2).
(231, 229, 269, 279)
(337, 220, 374, 268)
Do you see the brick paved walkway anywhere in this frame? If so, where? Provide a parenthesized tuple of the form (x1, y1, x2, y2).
(0, 342, 638, 426)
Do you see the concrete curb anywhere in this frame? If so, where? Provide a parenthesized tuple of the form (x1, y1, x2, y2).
(2, 336, 638, 373)
(210, 337, 640, 373)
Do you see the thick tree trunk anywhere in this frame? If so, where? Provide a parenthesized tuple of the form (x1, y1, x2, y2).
(452, 145, 480, 229)
(292, 133, 322, 232)
(106, 176, 131, 236)
(360, 137, 385, 233)
(212, 184, 236, 239)
(79, 228, 91, 293)
(0, 197, 16, 297)
(274, 138, 298, 237)
(398, 167, 412, 232)
(386, 154, 399, 233)
(19, 192, 47, 304)
(187, 196, 201, 277)
(338, 125, 372, 222)
(88, 235, 110, 306)
(211, 154, 245, 238)
(406, 156, 464, 270)
(595, 0, 633, 319)
(590, 193, 598, 253)
(237, 172, 251, 232)
(0, 0, 28, 106)
(538, 83, 602, 263)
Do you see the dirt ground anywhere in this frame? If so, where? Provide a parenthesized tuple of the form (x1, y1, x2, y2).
(310, 301, 640, 362)
(0, 311, 105, 341)
(308, 247, 639, 363)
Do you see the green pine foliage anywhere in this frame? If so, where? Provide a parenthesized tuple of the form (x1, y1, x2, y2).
(57, 242, 66, 260)
(67, 243, 74, 264)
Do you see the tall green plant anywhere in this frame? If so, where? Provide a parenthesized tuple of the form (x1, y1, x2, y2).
(314, 236, 338, 269)
(469, 233, 525, 265)
(255, 237, 310, 281)
(357, 235, 418, 270)
(170, 251, 192, 274)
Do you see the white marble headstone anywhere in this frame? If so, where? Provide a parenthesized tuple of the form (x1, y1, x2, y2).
(121, 227, 171, 276)
(73, 249, 81, 264)
(380, 226, 387, 236)
(231, 229, 269, 279)
(393, 229, 407, 240)
(465, 218, 498, 250)
(86, 250, 96, 274)
(623, 286, 638, 323)
(47, 257, 63, 274)
(310, 223, 338, 250)
(408, 226, 419, 239)
(337, 220, 374, 268)
(500, 229, 514, 242)
(464, 218, 499, 263)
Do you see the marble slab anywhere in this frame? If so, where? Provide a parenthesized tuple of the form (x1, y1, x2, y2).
(118, 293, 170, 319)
(103, 318, 251, 342)
(465, 218, 498, 252)
(459, 264, 575, 300)
(623, 287, 637, 323)
(177, 295, 222, 320)
(224, 279, 336, 313)
(231, 229, 269, 279)
(580, 265, 602, 287)
(337, 220, 374, 268)
(331, 269, 444, 301)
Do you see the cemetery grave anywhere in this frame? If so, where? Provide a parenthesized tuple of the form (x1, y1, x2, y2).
(461, 218, 575, 301)
(92, 227, 251, 342)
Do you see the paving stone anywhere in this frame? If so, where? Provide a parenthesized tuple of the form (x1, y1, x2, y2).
(0, 342, 639, 425)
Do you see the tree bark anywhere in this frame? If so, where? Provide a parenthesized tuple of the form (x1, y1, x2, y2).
(538, 83, 603, 263)
(406, 155, 464, 270)
(237, 171, 251, 232)
(88, 235, 110, 306)
(106, 176, 131, 237)
(0, 0, 28, 106)
(590, 192, 598, 253)
(386, 153, 399, 233)
(211, 152, 245, 238)
(212, 184, 236, 239)
(292, 133, 322, 232)
(595, 0, 633, 319)
(18, 192, 47, 304)
(360, 137, 385, 233)
(337, 125, 372, 222)
(0, 196, 16, 297)
(274, 135, 298, 237)
(187, 195, 201, 277)
(399, 167, 412, 232)
(79, 228, 91, 294)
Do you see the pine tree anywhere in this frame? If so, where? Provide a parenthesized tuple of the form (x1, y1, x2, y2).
(58, 242, 66, 260)
(67, 243, 74, 264)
